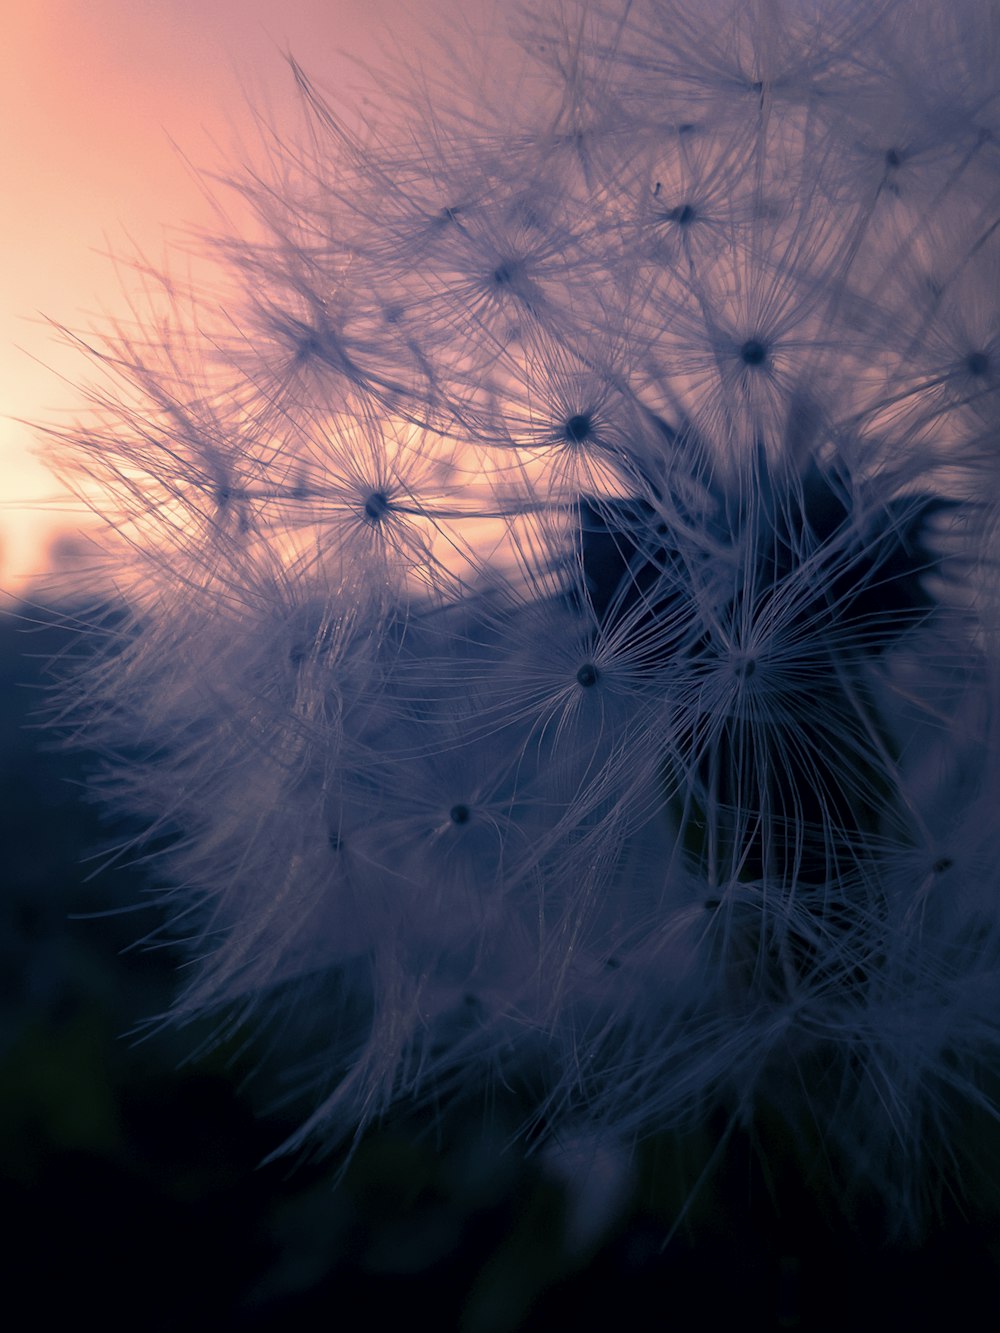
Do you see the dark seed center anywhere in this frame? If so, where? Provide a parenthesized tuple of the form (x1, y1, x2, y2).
(967, 350, 990, 377)
(564, 413, 593, 443)
(364, 491, 390, 522)
(740, 338, 768, 367)
(666, 203, 696, 226)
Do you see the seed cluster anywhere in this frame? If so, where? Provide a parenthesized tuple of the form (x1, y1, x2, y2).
(55, 0, 1000, 1227)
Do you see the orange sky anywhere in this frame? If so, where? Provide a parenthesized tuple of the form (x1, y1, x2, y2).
(0, 0, 494, 600)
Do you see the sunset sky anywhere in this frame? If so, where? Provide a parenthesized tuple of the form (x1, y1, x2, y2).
(0, 0, 493, 599)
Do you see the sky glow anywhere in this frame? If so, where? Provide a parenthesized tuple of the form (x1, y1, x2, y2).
(0, 0, 487, 598)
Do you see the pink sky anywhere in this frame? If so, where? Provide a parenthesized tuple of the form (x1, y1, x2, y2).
(0, 0, 496, 599)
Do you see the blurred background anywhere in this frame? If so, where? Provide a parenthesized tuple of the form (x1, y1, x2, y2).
(0, 0, 503, 600)
(4, 3, 1000, 1327)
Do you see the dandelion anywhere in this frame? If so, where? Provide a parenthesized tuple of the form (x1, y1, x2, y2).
(51, 0, 1000, 1234)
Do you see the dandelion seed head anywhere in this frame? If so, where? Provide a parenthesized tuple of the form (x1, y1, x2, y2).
(49, 0, 1000, 1234)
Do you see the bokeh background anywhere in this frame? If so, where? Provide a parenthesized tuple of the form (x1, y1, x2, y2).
(0, 0, 504, 599)
(4, 3, 1000, 1327)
